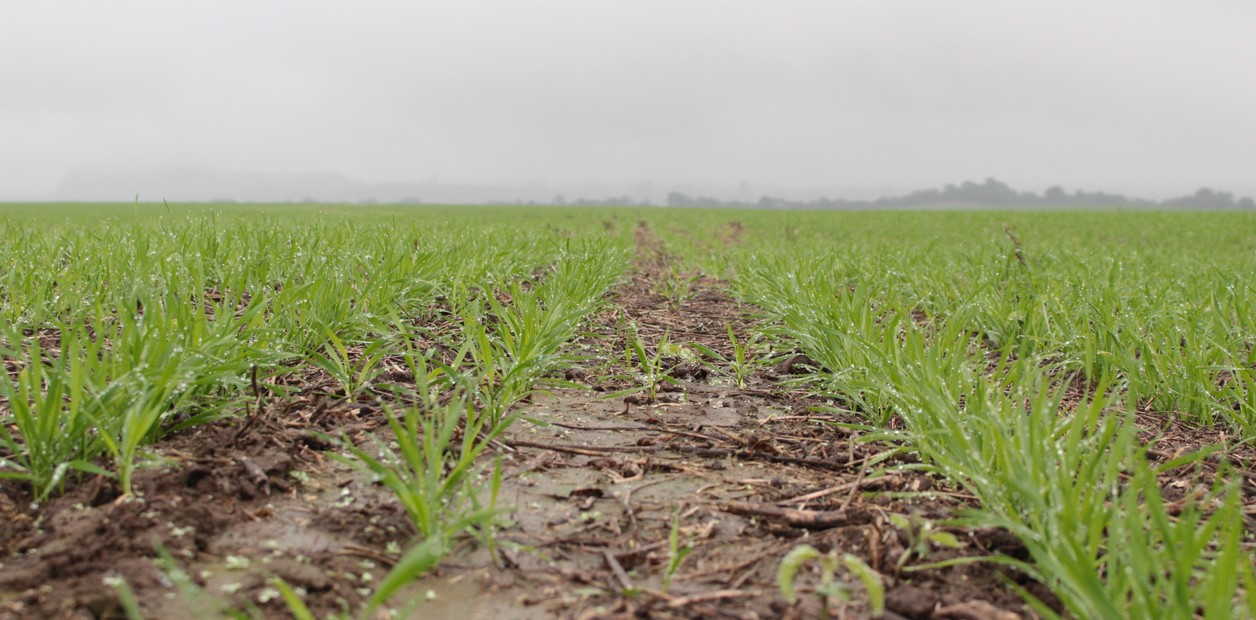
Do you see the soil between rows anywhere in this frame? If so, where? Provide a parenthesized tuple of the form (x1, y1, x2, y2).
(2, 240, 1252, 619)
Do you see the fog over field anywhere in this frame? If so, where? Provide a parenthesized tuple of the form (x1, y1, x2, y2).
(2, 2, 1254, 203)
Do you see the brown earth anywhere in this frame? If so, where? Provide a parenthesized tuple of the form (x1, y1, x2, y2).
(2, 221, 1253, 619)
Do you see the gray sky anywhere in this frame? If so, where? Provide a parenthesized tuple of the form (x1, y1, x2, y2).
(3, 2, 1255, 202)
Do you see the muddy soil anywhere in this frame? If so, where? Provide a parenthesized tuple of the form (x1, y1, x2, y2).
(2, 221, 1253, 619)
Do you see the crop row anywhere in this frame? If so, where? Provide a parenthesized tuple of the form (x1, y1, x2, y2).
(0, 211, 630, 615)
(726, 237, 1255, 617)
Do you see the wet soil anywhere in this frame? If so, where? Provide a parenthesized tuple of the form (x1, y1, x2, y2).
(2, 221, 1253, 619)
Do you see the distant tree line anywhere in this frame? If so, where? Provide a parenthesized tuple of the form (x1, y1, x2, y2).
(553, 194, 656, 207)
(662, 178, 1256, 210)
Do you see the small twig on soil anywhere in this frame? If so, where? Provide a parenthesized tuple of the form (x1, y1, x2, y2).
(614, 540, 668, 559)
(758, 415, 819, 424)
(720, 500, 849, 530)
(623, 475, 676, 506)
(526, 536, 613, 549)
(693, 483, 721, 497)
(639, 589, 758, 620)
(937, 599, 1021, 620)
(867, 523, 885, 574)
(727, 562, 762, 590)
(776, 478, 865, 506)
(678, 546, 775, 581)
(548, 422, 645, 432)
(509, 441, 615, 457)
(233, 455, 272, 496)
(704, 426, 743, 444)
(697, 447, 852, 471)
(551, 421, 725, 443)
(507, 440, 854, 472)
(336, 543, 398, 568)
(603, 548, 636, 592)
(306, 397, 331, 427)
(837, 461, 871, 513)
(662, 589, 763, 609)
(250, 365, 263, 407)
(614, 489, 639, 533)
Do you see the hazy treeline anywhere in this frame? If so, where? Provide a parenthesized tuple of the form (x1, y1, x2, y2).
(652, 178, 1256, 210)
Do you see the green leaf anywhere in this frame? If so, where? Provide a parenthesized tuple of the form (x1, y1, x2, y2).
(111, 576, 144, 620)
(842, 554, 885, 616)
(928, 531, 962, 549)
(269, 578, 316, 620)
(778, 545, 820, 604)
(365, 535, 449, 615)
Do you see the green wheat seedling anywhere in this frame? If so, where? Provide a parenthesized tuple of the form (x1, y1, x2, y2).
(89, 298, 273, 495)
(306, 331, 394, 398)
(459, 313, 539, 423)
(462, 249, 625, 420)
(607, 327, 682, 404)
(326, 344, 524, 599)
(656, 268, 702, 311)
(778, 544, 884, 618)
(1216, 365, 1256, 435)
(886, 513, 962, 574)
(330, 392, 509, 614)
(690, 322, 784, 389)
(397, 239, 623, 392)
(0, 328, 110, 499)
(0, 307, 267, 498)
(662, 507, 694, 594)
(477, 286, 574, 417)
(330, 343, 497, 536)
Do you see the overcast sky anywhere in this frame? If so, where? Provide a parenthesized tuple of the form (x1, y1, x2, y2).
(3, 2, 1254, 201)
